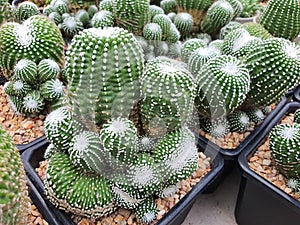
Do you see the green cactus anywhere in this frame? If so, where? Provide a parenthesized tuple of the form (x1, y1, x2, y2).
(52, 0, 69, 14)
(243, 38, 300, 108)
(140, 58, 196, 134)
(269, 123, 300, 179)
(38, 58, 61, 83)
(245, 108, 264, 124)
(99, 0, 113, 12)
(75, 9, 90, 27)
(40, 79, 65, 101)
(143, 23, 163, 41)
(160, 0, 177, 14)
(88, 5, 98, 18)
(219, 21, 243, 39)
(259, 0, 300, 41)
(226, 0, 243, 19)
(43, 5, 56, 16)
(208, 40, 224, 55)
(48, 11, 62, 24)
(13, 59, 38, 85)
(149, 5, 165, 19)
(91, 10, 114, 28)
(7, 79, 31, 97)
(200, 0, 234, 38)
(181, 38, 205, 63)
(174, 12, 194, 39)
(66, 27, 144, 127)
(197, 32, 212, 45)
(0, 15, 65, 78)
(152, 14, 172, 39)
(135, 197, 157, 224)
(167, 12, 176, 22)
(238, 0, 264, 18)
(195, 55, 250, 118)
(22, 90, 45, 114)
(167, 41, 182, 59)
(167, 23, 181, 43)
(243, 22, 273, 40)
(295, 109, 300, 124)
(0, 127, 30, 225)
(227, 110, 250, 133)
(200, 117, 230, 138)
(15, 1, 41, 23)
(6, 95, 25, 114)
(61, 16, 84, 37)
(0, 0, 14, 25)
(112, 0, 151, 36)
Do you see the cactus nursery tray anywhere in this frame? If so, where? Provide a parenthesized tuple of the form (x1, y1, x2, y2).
(21, 137, 224, 225)
(235, 101, 300, 225)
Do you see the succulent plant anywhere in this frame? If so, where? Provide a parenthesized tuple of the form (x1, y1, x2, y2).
(167, 23, 181, 43)
(243, 22, 273, 40)
(226, 0, 243, 19)
(61, 16, 84, 39)
(196, 32, 212, 45)
(200, 116, 230, 138)
(208, 39, 224, 55)
(140, 58, 196, 134)
(167, 41, 182, 59)
(152, 14, 172, 38)
(200, 0, 234, 38)
(243, 38, 300, 108)
(22, 90, 45, 114)
(40, 78, 65, 101)
(143, 23, 163, 41)
(259, 0, 300, 41)
(160, 0, 177, 14)
(294, 109, 300, 124)
(195, 55, 250, 118)
(0, 15, 65, 78)
(38, 58, 60, 82)
(135, 197, 157, 224)
(90, 10, 113, 28)
(65, 27, 144, 127)
(52, 0, 69, 14)
(149, 5, 165, 19)
(245, 108, 264, 124)
(174, 12, 194, 39)
(48, 11, 62, 24)
(238, 0, 264, 18)
(43, 4, 56, 16)
(88, 5, 98, 17)
(0, 127, 30, 225)
(0, 0, 14, 24)
(269, 123, 300, 179)
(112, 0, 151, 36)
(75, 9, 90, 26)
(99, 0, 113, 12)
(227, 110, 250, 133)
(219, 21, 243, 39)
(13, 59, 38, 85)
(15, 1, 41, 22)
(181, 38, 205, 63)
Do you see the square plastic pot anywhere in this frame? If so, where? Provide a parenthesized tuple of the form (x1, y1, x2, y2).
(17, 135, 47, 154)
(293, 84, 300, 102)
(21, 136, 224, 225)
(235, 101, 300, 225)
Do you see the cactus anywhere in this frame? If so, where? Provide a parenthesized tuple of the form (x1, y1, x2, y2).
(91, 10, 114, 28)
(227, 110, 250, 133)
(197, 32, 212, 45)
(167, 41, 182, 59)
(143, 23, 163, 41)
(269, 123, 300, 179)
(167, 12, 176, 21)
(245, 108, 264, 124)
(181, 38, 205, 63)
(200, 117, 230, 138)
(195, 55, 250, 118)
(208, 40, 224, 55)
(75, 9, 90, 27)
(40, 78, 64, 101)
(219, 21, 243, 39)
(99, 0, 113, 12)
(238, 0, 264, 18)
(135, 197, 157, 224)
(200, 0, 234, 38)
(243, 22, 273, 40)
(226, 0, 243, 19)
(0, 0, 14, 25)
(15, 1, 41, 22)
(259, 0, 300, 41)
(174, 12, 194, 39)
(88, 5, 98, 18)
(43, 5, 56, 16)
(152, 14, 172, 39)
(160, 0, 177, 14)
(22, 90, 45, 114)
(61, 16, 84, 38)
(0, 127, 30, 225)
(295, 109, 300, 124)
(112, 0, 151, 36)
(9, 79, 31, 97)
(48, 11, 62, 24)
(52, 0, 69, 14)
(243, 38, 300, 108)
(65, 27, 144, 127)
(0, 15, 65, 78)
(167, 23, 181, 43)
(140, 58, 196, 134)
(149, 5, 165, 19)
(38, 58, 60, 82)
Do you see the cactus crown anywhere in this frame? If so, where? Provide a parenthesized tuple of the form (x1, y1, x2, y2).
(15, 1, 41, 22)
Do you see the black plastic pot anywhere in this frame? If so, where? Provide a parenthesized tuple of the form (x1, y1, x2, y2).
(0, 76, 7, 85)
(21, 136, 224, 225)
(17, 135, 47, 154)
(197, 95, 290, 193)
(293, 84, 300, 102)
(235, 101, 300, 225)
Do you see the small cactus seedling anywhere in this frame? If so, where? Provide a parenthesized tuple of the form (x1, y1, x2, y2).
(269, 123, 300, 179)
(181, 38, 205, 63)
(200, 117, 230, 138)
(245, 108, 264, 124)
(61, 16, 84, 38)
(259, 0, 300, 41)
(227, 110, 250, 133)
(219, 21, 243, 39)
(160, 0, 177, 14)
(91, 10, 114, 28)
(0, 127, 30, 225)
(174, 12, 194, 39)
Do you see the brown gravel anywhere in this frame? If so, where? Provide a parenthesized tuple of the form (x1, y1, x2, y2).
(35, 152, 212, 225)
(0, 85, 45, 145)
(248, 113, 300, 201)
(27, 198, 48, 225)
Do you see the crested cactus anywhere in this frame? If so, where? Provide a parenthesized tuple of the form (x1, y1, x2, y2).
(243, 38, 300, 108)
(65, 27, 144, 127)
(195, 55, 250, 118)
(200, 0, 234, 38)
(295, 109, 300, 124)
(91, 10, 114, 28)
(112, 0, 151, 36)
(227, 110, 250, 133)
(243, 22, 273, 40)
(259, 0, 300, 41)
(15, 1, 41, 22)
(0, 127, 30, 225)
(269, 123, 300, 179)
(181, 38, 205, 63)
(0, 15, 65, 78)
(174, 12, 194, 39)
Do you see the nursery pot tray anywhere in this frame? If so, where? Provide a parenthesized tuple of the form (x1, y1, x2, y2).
(235, 102, 300, 225)
(17, 135, 47, 154)
(197, 96, 290, 193)
(21, 137, 224, 225)
(293, 84, 300, 102)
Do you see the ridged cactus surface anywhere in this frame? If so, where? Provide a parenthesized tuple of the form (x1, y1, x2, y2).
(0, 15, 65, 78)
(259, 0, 300, 41)
(15, 1, 40, 22)
(0, 127, 30, 225)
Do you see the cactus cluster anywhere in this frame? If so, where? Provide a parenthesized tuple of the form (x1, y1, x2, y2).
(15, 1, 41, 23)
(4, 58, 65, 115)
(0, 15, 65, 78)
(0, 127, 30, 225)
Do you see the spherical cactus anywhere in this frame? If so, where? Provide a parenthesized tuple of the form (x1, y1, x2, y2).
(0, 127, 30, 225)
(153, 41, 169, 56)
(40, 79, 65, 101)
(48, 11, 62, 24)
(243, 22, 273, 40)
(0, 0, 14, 25)
(149, 5, 165, 19)
(88, 5, 98, 18)
(43, 5, 56, 16)
(195, 55, 250, 118)
(37, 58, 60, 82)
(188, 46, 220, 75)
(112, 0, 151, 36)
(227, 110, 250, 133)
(152, 14, 172, 39)
(143, 23, 163, 41)
(91, 10, 114, 28)
(244, 38, 300, 108)
(65, 27, 144, 126)
(8, 79, 31, 97)
(269, 123, 300, 179)
(13, 59, 38, 85)
(245, 108, 264, 124)
(44, 107, 84, 151)
(140, 58, 196, 134)
(167, 23, 181, 43)
(15, 1, 40, 22)
(44, 152, 116, 218)
(294, 109, 300, 124)
(22, 90, 45, 114)
(0, 15, 65, 78)
(6, 95, 25, 114)
(167, 12, 176, 22)
(200, 0, 234, 38)
(61, 16, 84, 37)
(53, 0, 69, 14)
(167, 41, 182, 59)
(181, 38, 205, 63)
(75, 9, 90, 27)
(208, 39, 224, 55)
(226, 0, 243, 19)
(197, 32, 212, 45)
(160, 0, 177, 14)
(174, 12, 194, 39)
(259, 0, 300, 41)
(219, 21, 243, 39)
(99, 0, 114, 12)
(135, 197, 157, 224)
(200, 117, 230, 138)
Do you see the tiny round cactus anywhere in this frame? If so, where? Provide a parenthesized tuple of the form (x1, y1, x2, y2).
(7, 95, 25, 114)
(200, 117, 230, 138)
(91, 10, 114, 28)
(245, 108, 265, 124)
(200, 0, 234, 38)
(219, 21, 243, 39)
(195, 55, 250, 118)
(48, 11, 62, 24)
(259, 0, 300, 41)
(208, 40, 224, 55)
(9, 79, 31, 97)
(99, 0, 114, 12)
(61, 16, 84, 37)
(269, 123, 300, 179)
(43, 5, 56, 16)
(227, 110, 250, 133)
(181, 38, 205, 63)
(22, 90, 45, 114)
(226, 0, 243, 19)
(149, 5, 165, 19)
(37, 58, 60, 83)
(160, 0, 177, 14)
(167, 23, 181, 43)
(15, 1, 40, 22)
(13, 59, 38, 85)
(75, 9, 90, 27)
(143, 23, 163, 41)
(40, 79, 65, 101)
(152, 14, 172, 39)
(88, 5, 98, 18)
(174, 12, 194, 39)
(135, 197, 157, 224)
(294, 109, 300, 124)
(53, 0, 69, 14)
